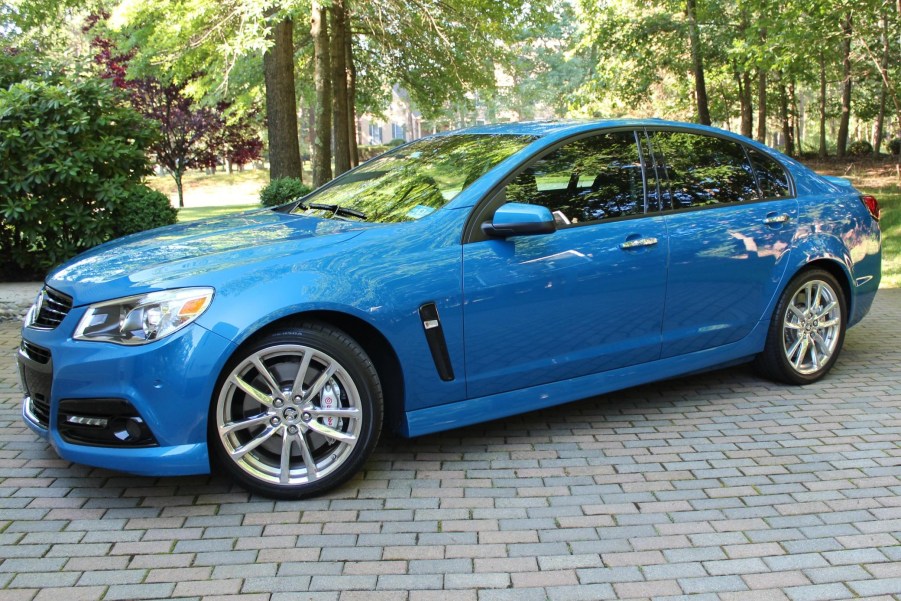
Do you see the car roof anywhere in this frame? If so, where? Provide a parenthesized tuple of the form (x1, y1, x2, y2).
(439, 118, 688, 137)
(437, 119, 774, 147)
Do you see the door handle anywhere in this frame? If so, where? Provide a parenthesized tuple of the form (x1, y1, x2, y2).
(620, 237, 658, 250)
(763, 214, 791, 225)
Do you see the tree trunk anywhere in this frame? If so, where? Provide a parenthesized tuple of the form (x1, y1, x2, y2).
(790, 78, 801, 154)
(779, 77, 794, 157)
(173, 167, 185, 208)
(263, 17, 303, 181)
(873, 13, 889, 156)
(740, 72, 753, 137)
(330, 0, 350, 176)
(686, 0, 711, 125)
(836, 13, 852, 158)
(757, 70, 767, 143)
(312, 2, 332, 187)
(345, 17, 359, 168)
(818, 52, 827, 157)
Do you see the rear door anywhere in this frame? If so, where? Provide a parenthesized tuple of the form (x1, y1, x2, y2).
(461, 130, 668, 398)
(646, 130, 798, 357)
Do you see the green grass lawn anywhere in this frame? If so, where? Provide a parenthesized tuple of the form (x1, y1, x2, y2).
(862, 183, 900, 288)
(177, 204, 261, 222)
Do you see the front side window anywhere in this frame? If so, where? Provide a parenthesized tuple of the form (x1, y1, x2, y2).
(502, 131, 645, 225)
(649, 131, 758, 210)
(292, 134, 535, 223)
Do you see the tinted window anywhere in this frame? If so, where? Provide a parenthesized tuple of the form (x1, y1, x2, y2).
(649, 131, 758, 210)
(504, 131, 644, 225)
(747, 147, 791, 198)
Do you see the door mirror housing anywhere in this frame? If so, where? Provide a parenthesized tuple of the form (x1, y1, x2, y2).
(481, 203, 556, 238)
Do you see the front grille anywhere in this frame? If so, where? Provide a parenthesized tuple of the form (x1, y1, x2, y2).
(32, 287, 73, 329)
(20, 340, 50, 364)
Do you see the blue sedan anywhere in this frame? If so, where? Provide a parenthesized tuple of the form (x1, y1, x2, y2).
(18, 120, 882, 498)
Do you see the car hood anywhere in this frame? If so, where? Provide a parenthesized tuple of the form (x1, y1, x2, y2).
(48, 209, 371, 305)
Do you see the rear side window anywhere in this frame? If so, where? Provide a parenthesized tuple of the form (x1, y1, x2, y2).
(649, 131, 758, 210)
(747, 148, 791, 199)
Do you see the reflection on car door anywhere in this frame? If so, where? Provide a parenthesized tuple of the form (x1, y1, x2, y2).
(461, 131, 668, 399)
(647, 130, 799, 357)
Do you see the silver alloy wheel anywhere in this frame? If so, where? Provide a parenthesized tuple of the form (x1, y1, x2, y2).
(216, 344, 363, 486)
(781, 279, 842, 375)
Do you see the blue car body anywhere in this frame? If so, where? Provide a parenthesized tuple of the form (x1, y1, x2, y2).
(18, 119, 881, 478)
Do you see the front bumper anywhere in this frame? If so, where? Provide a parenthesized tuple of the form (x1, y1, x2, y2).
(19, 308, 235, 476)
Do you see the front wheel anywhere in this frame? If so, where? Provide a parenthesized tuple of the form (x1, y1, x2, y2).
(209, 323, 382, 499)
(756, 269, 846, 385)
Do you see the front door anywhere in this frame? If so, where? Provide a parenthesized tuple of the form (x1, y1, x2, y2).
(462, 130, 668, 399)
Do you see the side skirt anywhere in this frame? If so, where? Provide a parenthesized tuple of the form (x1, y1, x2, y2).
(401, 320, 768, 438)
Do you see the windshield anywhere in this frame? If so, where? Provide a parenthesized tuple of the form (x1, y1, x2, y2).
(292, 134, 536, 223)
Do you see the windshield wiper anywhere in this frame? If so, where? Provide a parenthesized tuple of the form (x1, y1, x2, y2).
(302, 202, 367, 220)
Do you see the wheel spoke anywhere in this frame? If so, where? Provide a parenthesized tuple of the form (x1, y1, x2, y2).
(252, 357, 283, 397)
(278, 431, 294, 484)
(294, 431, 318, 481)
(786, 336, 803, 360)
(220, 413, 271, 435)
(811, 331, 829, 355)
(809, 343, 820, 370)
(784, 321, 802, 330)
(812, 283, 823, 310)
(792, 337, 810, 369)
(788, 305, 806, 321)
(819, 318, 840, 328)
(804, 282, 814, 309)
(230, 425, 278, 459)
(817, 300, 837, 318)
(232, 375, 274, 407)
(310, 407, 360, 419)
(304, 363, 338, 401)
(306, 419, 356, 444)
(290, 351, 313, 400)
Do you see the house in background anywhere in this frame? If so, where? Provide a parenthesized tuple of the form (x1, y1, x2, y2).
(356, 87, 422, 146)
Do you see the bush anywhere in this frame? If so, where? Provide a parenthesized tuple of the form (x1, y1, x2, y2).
(386, 138, 406, 148)
(110, 186, 178, 238)
(889, 138, 901, 156)
(0, 76, 158, 280)
(260, 177, 312, 207)
(848, 140, 873, 156)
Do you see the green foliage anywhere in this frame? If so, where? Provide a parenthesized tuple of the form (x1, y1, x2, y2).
(110, 185, 178, 238)
(0, 75, 157, 280)
(848, 140, 873, 157)
(890, 139, 901, 156)
(386, 138, 406, 148)
(259, 177, 312, 207)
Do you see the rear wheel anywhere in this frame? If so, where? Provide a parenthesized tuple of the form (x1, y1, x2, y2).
(756, 269, 846, 385)
(210, 323, 382, 498)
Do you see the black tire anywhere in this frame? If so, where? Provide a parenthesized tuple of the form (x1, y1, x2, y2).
(209, 322, 382, 499)
(755, 269, 847, 385)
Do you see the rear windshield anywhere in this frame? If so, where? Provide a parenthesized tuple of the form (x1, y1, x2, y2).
(293, 134, 536, 223)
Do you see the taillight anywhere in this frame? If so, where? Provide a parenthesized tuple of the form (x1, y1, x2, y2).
(861, 195, 880, 221)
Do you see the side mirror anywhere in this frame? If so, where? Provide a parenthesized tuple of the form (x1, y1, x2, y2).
(481, 203, 556, 238)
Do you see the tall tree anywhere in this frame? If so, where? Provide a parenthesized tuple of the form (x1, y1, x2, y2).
(836, 12, 853, 157)
(330, 0, 351, 176)
(264, 16, 303, 181)
(686, 0, 711, 125)
(311, 1, 332, 188)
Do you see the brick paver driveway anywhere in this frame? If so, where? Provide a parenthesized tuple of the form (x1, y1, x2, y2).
(1, 291, 899, 601)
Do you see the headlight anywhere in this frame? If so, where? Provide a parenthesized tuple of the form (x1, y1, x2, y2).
(74, 288, 214, 345)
